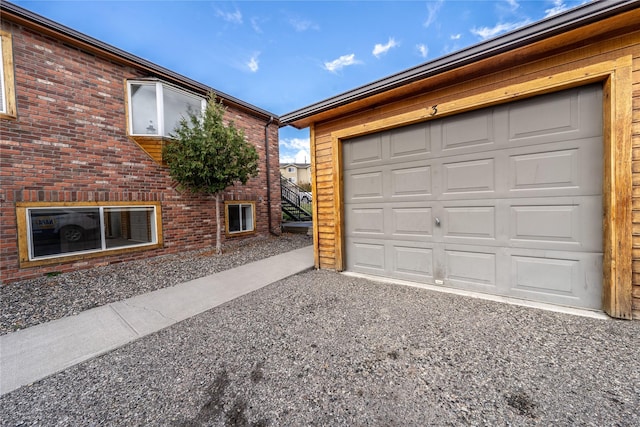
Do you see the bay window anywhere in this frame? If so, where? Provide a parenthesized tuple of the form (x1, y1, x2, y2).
(127, 80, 205, 137)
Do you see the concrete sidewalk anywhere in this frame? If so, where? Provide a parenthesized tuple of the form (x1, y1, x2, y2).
(0, 245, 314, 396)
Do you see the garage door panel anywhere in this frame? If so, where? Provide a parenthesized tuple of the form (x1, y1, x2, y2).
(444, 248, 497, 287)
(509, 196, 602, 251)
(345, 170, 384, 200)
(511, 255, 577, 295)
(391, 165, 432, 197)
(350, 207, 385, 235)
(345, 133, 384, 165)
(350, 241, 386, 272)
(510, 149, 579, 189)
(443, 206, 495, 240)
(442, 109, 495, 151)
(393, 245, 434, 280)
(392, 207, 433, 237)
(390, 123, 431, 158)
(507, 137, 602, 196)
(508, 85, 602, 143)
(443, 158, 495, 194)
(511, 204, 578, 243)
(509, 250, 602, 309)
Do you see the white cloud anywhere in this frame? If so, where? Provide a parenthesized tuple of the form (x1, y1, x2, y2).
(424, 0, 444, 28)
(247, 54, 259, 72)
(416, 44, 428, 58)
(505, 0, 520, 11)
(280, 137, 310, 163)
(215, 8, 242, 24)
(290, 17, 319, 32)
(470, 20, 530, 40)
(250, 17, 263, 33)
(544, 0, 568, 18)
(372, 38, 398, 58)
(450, 34, 461, 40)
(324, 54, 360, 73)
(281, 150, 310, 164)
(280, 137, 309, 151)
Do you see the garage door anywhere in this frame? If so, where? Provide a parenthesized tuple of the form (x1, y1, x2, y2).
(343, 85, 603, 310)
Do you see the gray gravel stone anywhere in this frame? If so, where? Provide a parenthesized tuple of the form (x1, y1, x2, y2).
(0, 233, 312, 335)
(1, 266, 638, 426)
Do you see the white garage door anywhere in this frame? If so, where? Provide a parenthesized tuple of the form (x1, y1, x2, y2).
(343, 85, 603, 310)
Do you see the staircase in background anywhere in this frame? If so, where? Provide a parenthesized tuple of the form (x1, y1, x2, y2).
(281, 176, 312, 222)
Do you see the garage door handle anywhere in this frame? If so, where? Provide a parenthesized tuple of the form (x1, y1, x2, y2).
(435, 217, 440, 227)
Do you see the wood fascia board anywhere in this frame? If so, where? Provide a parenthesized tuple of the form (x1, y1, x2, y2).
(328, 56, 634, 318)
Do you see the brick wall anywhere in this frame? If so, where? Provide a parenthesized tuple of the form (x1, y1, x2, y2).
(0, 21, 281, 284)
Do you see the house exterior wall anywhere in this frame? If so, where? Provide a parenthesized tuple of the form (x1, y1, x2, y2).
(307, 16, 639, 319)
(297, 165, 311, 185)
(280, 165, 298, 183)
(0, 19, 281, 284)
(279, 164, 311, 185)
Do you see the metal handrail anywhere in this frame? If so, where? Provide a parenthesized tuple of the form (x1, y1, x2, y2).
(281, 176, 311, 221)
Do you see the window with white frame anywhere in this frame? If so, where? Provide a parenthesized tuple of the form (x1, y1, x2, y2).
(23, 204, 160, 261)
(127, 81, 205, 137)
(225, 202, 255, 235)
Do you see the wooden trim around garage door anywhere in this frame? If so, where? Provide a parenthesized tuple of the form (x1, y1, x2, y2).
(331, 56, 634, 319)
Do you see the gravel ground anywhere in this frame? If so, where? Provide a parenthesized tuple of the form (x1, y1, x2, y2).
(0, 233, 312, 335)
(1, 267, 639, 425)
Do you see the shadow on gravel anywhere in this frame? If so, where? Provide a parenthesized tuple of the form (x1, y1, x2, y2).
(181, 369, 268, 427)
(505, 391, 538, 419)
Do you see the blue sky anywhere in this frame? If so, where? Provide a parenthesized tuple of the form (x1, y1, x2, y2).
(12, 0, 590, 163)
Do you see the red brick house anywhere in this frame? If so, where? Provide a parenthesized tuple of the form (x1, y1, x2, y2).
(0, 2, 282, 284)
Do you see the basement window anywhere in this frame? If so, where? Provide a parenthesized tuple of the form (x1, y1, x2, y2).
(17, 202, 163, 266)
(225, 202, 255, 235)
(0, 31, 17, 118)
(127, 80, 205, 137)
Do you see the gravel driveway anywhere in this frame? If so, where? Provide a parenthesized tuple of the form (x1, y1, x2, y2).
(1, 233, 313, 335)
(1, 250, 638, 425)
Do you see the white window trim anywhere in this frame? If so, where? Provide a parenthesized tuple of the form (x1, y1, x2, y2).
(126, 81, 206, 137)
(24, 205, 159, 262)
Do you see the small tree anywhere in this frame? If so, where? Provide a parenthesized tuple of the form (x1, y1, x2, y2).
(163, 92, 259, 254)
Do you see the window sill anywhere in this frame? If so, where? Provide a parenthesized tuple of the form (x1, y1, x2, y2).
(0, 111, 17, 120)
(225, 230, 257, 238)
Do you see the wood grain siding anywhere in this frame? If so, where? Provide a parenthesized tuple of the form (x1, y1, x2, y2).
(128, 136, 170, 164)
(310, 21, 639, 318)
